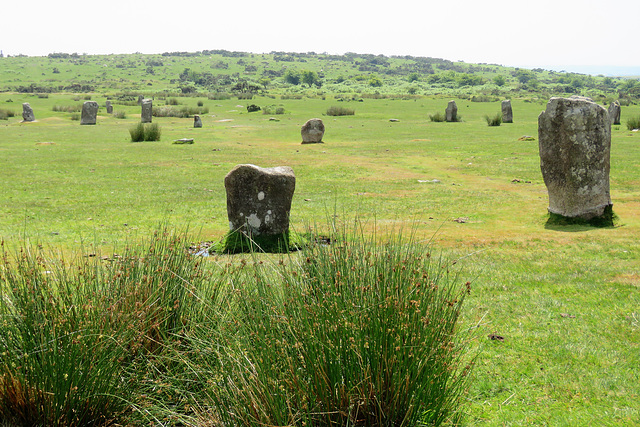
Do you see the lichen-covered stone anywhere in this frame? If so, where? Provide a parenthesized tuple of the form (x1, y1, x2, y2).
(80, 101, 99, 125)
(501, 99, 513, 123)
(538, 96, 612, 221)
(301, 118, 325, 143)
(608, 100, 621, 125)
(141, 99, 152, 123)
(224, 164, 295, 236)
(21, 103, 35, 122)
(194, 115, 202, 128)
(445, 100, 457, 122)
(106, 100, 113, 114)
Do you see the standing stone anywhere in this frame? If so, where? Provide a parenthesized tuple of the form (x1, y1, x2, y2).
(501, 99, 513, 123)
(224, 164, 296, 237)
(106, 100, 113, 114)
(80, 101, 99, 125)
(538, 96, 612, 221)
(194, 115, 202, 128)
(445, 100, 458, 122)
(21, 103, 35, 122)
(141, 98, 152, 123)
(608, 100, 621, 125)
(137, 95, 144, 105)
(301, 118, 325, 143)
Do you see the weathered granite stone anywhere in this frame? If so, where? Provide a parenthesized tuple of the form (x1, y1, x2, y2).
(538, 96, 612, 221)
(106, 100, 113, 114)
(501, 99, 513, 123)
(301, 118, 324, 143)
(224, 164, 295, 236)
(137, 95, 144, 105)
(80, 101, 99, 125)
(194, 115, 202, 128)
(141, 99, 152, 123)
(21, 103, 35, 122)
(608, 100, 621, 125)
(445, 100, 457, 122)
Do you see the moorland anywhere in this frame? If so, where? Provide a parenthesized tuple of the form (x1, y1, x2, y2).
(0, 50, 639, 426)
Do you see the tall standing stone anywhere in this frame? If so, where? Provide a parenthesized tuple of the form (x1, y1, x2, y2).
(141, 98, 152, 123)
(80, 101, 99, 125)
(501, 99, 513, 123)
(21, 103, 35, 122)
(608, 100, 621, 125)
(137, 95, 144, 105)
(301, 118, 324, 143)
(224, 164, 296, 237)
(194, 115, 202, 128)
(106, 100, 113, 114)
(538, 96, 612, 222)
(445, 100, 458, 122)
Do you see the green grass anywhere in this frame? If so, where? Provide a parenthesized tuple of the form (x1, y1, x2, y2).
(0, 90, 639, 425)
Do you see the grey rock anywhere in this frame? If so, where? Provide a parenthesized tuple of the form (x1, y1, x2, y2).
(22, 103, 35, 122)
(106, 100, 113, 114)
(141, 99, 152, 123)
(80, 101, 99, 125)
(501, 99, 513, 123)
(538, 96, 612, 220)
(224, 164, 296, 236)
(608, 100, 621, 125)
(194, 115, 202, 128)
(301, 118, 325, 143)
(445, 100, 457, 122)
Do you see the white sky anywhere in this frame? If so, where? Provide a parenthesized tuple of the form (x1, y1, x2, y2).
(2, 0, 639, 74)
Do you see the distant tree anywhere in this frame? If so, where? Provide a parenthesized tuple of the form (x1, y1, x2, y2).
(301, 70, 319, 87)
(407, 86, 418, 95)
(284, 69, 301, 85)
(407, 72, 420, 82)
(258, 77, 271, 89)
(369, 75, 383, 87)
(493, 75, 506, 86)
(515, 69, 535, 84)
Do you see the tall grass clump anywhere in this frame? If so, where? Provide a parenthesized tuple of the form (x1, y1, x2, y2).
(0, 229, 211, 426)
(429, 111, 446, 122)
(52, 104, 82, 113)
(205, 222, 474, 426)
(626, 115, 640, 130)
(326, 105, 355, 116)
(485, 112, 503, 126)
(0, 109, 15, 120)
(129, 122, 161, 142)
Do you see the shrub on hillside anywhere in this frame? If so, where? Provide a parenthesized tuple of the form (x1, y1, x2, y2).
(326, 106, 355, 116)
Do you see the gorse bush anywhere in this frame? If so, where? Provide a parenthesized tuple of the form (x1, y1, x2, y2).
(326, 105, 355, 116)
(485, 112, 503, 126)
(129, 122, 161, 141)
(626, 116, 640, 130)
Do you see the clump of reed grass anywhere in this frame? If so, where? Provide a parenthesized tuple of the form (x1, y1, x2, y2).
(152, 106, 209, 118)
(113, 110, 127, 119)
(0, 109, 15, 120)
(626, 116, 640, 130)
(129, 122, 161, 141)
(429, 111, 446, 122)
(52, 104, 82, 113)
(485, 112, 503, 126)
(326, 105, 355, 116)
(262, 105, 286, 115)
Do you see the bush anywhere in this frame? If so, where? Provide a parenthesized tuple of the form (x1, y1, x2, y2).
(485, 112, 503, 126)
(262, 105, 286, 115)
(52, 104, 82, 113)
(246, 104, 261, 113)
(326, 105, 355, 116)
(626, 116, 640, 130)
(70, 113, 80, 121)
(167, 97, 179, 105)
(152, 106, 208, 118)
(113, 110, 127, 119)
(429, 111, 446, 122)
(208, 92, 231, 100)
(129, 122, 161, 142)
(197, 100, 204, 107)
(0, 109, 15, 120)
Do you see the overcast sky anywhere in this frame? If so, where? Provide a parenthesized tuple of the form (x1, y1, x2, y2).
(2, 0, 639, 75)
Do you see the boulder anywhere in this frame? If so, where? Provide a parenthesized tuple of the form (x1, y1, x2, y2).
(194, 115, 202, 128)
(608, 100, 621, 125)
(538, 96, 612, 221)
(80, 101, 99, 125)
(445, 100, 457, 122)
(301, 118, 325, 143)
(106, 100, 113, 114)
(141, 98, 152, 123)
(501, 99, 513, 123)
(21, 103, 35, 122)
(224, 164, 295, 236)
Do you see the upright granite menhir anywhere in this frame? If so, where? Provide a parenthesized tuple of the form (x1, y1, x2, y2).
(538, 96, 613, 224)
(141, 99, 153, 123)
(80, 101, 99, 125)
(224, 164, 296, 237)
(22, 103, 35, 122)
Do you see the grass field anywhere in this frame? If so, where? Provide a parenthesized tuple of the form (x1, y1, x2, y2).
(1, 91, 639, 425)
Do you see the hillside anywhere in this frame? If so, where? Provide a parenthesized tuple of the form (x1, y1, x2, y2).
(1, 50, 638, 104)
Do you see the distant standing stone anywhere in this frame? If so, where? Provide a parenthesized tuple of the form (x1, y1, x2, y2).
(445, 100, 458, 122)
(106, 100, 113, 114)
(608, 100, 621, 125)
(501, 99, 513, 123)
(224, 164, 296, 236)
(301, 118, 325, 143)
(137, 95, 144, 105)
(80, 101, 99, 125)
(22, 103, 35, 122)
(194, 115, 202, 128)
(538, 96, 612, 221)
(141, 99, 152, 123)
